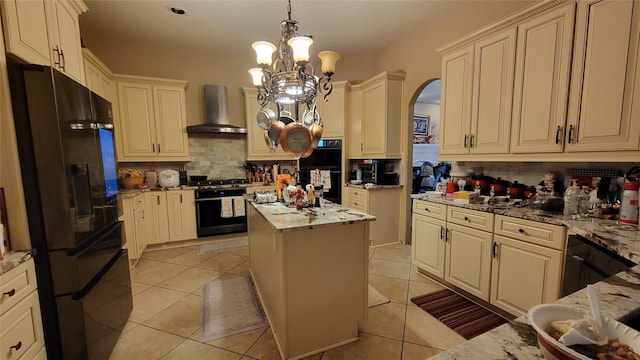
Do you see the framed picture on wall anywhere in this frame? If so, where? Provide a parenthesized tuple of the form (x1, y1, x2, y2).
(413, 115, 429, 135)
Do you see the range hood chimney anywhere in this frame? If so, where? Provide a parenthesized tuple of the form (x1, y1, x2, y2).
(186, 85, 247, 134)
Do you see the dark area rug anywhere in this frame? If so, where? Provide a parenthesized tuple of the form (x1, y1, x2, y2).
(410, 288, 508, 340)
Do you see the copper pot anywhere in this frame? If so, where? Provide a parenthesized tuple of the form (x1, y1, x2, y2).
(310, 123, 323, 149)
(280, 123, 312, 157)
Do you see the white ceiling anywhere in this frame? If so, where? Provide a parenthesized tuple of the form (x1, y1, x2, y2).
(79, 0, 496, 59)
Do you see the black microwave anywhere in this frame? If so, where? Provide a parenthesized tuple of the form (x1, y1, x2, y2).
(358, 163, 398, 185)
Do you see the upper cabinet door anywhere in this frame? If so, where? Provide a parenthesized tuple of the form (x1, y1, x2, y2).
(45, 0, 85, 83)
(153, 85, 189, 157)
(361, 82, 385, 155)
(439, 45, 474, 155)
(565, 0, 640, 151)
(510, 4, 575, 154)
(315, 81, 349, 138)
(0, 0, 51, 65)
(117, 82, 156, 157)
(470, 28, 516, 155)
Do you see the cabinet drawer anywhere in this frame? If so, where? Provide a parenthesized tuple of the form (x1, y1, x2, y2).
(347, 197, 368, 212)
(0, 259, 37, 315)
(347, 188, 368, 211)
(412, 200, 447, 220)
(447, 206, 494, 232)
(0, 290, 45, 360)
(494, 215, 566, 251)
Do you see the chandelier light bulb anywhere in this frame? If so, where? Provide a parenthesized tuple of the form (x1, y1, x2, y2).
(252, 41, 277, 65)
(287, 36, 313, 63)
(318, 51, 340, 74)
(248, 68, 264, 87)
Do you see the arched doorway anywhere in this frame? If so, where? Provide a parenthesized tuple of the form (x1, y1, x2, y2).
(410, 79, 442, 194)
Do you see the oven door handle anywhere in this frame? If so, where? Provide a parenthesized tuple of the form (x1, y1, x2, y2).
(196, 197, 237, 202)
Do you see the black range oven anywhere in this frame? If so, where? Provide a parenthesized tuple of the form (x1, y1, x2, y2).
(193, 179, 248, 237)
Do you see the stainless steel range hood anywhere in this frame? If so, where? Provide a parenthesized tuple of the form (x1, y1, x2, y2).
(186, 85, 247, 134)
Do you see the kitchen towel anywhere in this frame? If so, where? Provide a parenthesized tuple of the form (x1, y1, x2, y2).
(232, 196, 245, 217)
(311, 169, 322, 187)
(320, 170, 331, 190)
(221, 198, 233, 218)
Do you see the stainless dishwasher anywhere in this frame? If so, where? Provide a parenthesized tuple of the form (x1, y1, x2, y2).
(561, 234, 636, 297)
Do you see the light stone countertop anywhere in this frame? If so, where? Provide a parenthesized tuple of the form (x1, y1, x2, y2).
(412, 195, 640, 359)
(0, 250, 32, 276)
(429, 265, 640, 360)
(248, 199, 375, 232)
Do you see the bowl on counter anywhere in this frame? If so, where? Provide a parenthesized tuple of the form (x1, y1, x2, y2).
(528, 303, 640, 360)
(119, 176, 145, 189)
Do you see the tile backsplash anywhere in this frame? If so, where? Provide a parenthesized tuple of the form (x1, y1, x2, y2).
(185, 134, 247, 179)
(118, 134, 248, 180)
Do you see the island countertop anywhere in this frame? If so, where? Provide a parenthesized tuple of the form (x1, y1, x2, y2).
(247, 199, 375, 232)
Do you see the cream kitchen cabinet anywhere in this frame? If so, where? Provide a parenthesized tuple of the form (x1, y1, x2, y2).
(0, 0, 50, 66)
(411, 200, 447, 278)
(115, 76, 190, 162)
(82, 48, 115, 103)
(346, 186, 401, 246)
(444, 206, 494, 301)
(120, 193, 148, 263)
(510, 3, 575, 154)
(565, 0, 640, 152)
(44, 0, 85, 83)
(411, 201, 493, 301)
(144, 190, 196, 245)
(348, 84, 363, 158)
(491, 215, 565, 317)
(243, 87, 295, 161)
(1, 0, 87, 83)
(166, 190, 197, 242)
(314, 80, 350, 138)
(439, 27, 516, 156)
(0, 258, 46, 360)
(352, 71, 404, 159)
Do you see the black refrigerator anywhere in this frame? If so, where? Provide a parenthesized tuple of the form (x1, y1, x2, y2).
(7, 60, 133, 360)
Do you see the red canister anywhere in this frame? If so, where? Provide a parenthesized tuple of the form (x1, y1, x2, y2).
(620, 182, 639, 225)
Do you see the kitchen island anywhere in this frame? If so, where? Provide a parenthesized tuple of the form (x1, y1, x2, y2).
(247, 199, 375, 360)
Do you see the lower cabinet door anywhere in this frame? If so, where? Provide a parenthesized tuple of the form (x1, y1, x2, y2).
(490, 234, 562, 317)
(166, 190, 197, 242)
(144, 192, 169, 244)
(445, 223, 493, 301)
(411, 214, 446, 278)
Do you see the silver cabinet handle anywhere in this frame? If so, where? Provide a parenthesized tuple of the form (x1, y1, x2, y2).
(469, 134, 474, 148)
(492, 242, 498, 259)
(440, 226, 444, 240)
(567, 124, 575, 144)
(59, 49, 65, 70)
(158, 144, 161, 153)
(555, 126, 562, 144)
(53, 46, 61, 68)
(463, 134, 468, 148)
(152, 143, 156, 153)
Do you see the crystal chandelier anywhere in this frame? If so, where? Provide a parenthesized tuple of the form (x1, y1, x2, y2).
(248, 0, 340, 157)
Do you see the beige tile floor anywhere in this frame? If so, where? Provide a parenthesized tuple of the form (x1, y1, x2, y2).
(110, 238, 465, 360)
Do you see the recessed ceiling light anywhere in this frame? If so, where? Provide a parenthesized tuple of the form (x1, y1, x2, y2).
(168, 6, 186, 15)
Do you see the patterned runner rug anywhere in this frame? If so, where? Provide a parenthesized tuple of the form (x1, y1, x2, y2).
(200, 276, 267, 342)
(410, 288, 507, 340)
